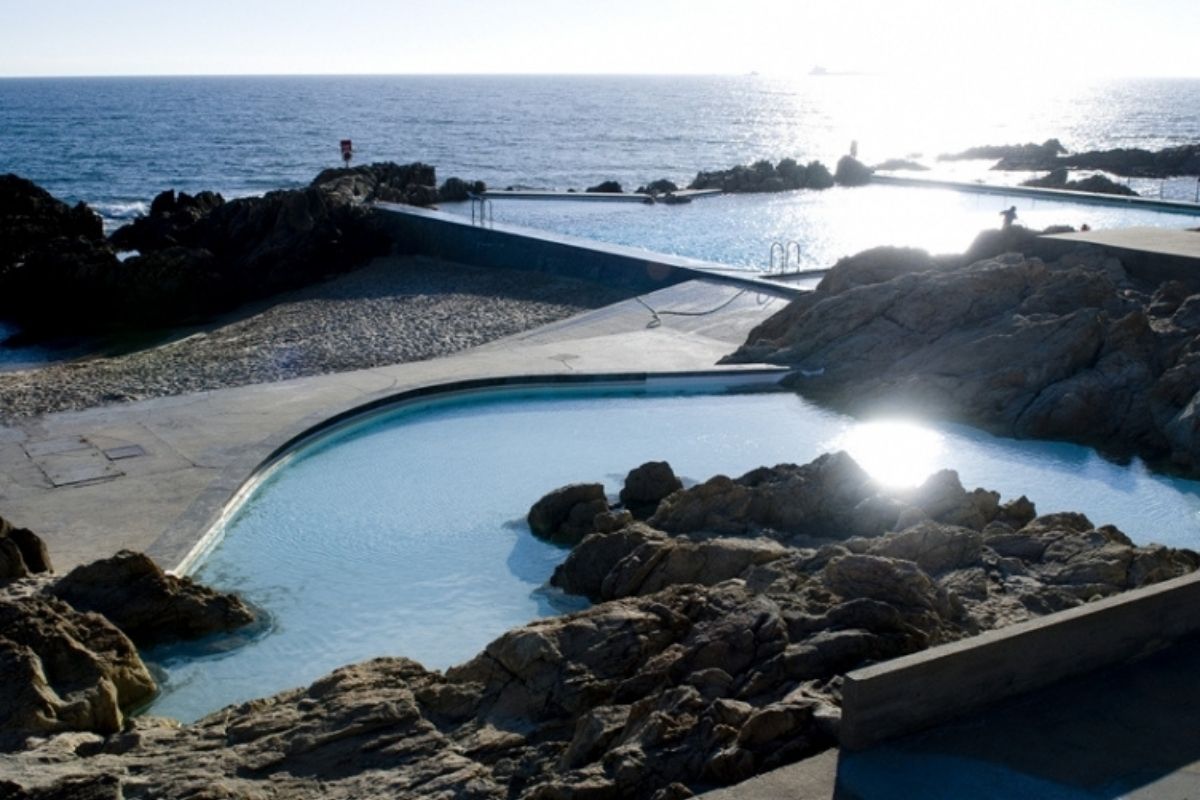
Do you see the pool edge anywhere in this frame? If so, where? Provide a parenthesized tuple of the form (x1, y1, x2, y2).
(149, 367, 790, 576)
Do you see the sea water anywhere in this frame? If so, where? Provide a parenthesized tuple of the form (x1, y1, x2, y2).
(3, 74, 1199, 230)
(146, 387, 1200, 723)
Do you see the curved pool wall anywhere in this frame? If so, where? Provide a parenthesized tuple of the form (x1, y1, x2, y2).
(148, 371, 1200, 723)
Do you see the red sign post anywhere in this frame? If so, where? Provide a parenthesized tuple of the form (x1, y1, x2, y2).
(340, 139, 353, 166)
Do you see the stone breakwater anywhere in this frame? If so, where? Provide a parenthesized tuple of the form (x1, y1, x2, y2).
(726, 225, 1200, 477)
(1, 454, 1194, 799)
(0, 254, 631, 422)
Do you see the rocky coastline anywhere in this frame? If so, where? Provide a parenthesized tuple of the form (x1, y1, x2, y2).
(726, 225, 1200, 476)
(3, 455, 1195, 798)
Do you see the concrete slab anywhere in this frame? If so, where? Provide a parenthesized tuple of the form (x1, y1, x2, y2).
(835, 633, 1200, 799)
(698, 749, 837, 799)
(35, 448, 122, 487)
(22, 435, 91, 458)
(1044, 226, 1200, 259)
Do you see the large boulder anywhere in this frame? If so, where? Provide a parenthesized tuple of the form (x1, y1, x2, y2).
(49, 550, 255, 648)
(620, 460, 683, 519)
(527, 483, 610, 545)
(725, 239, 1200, 473)
(0, 595, 156, 740)
(0, 517, 53, 580)
(648, 451, 882, 540)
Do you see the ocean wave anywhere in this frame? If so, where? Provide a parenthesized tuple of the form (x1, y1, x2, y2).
(92, 200, 148, 233)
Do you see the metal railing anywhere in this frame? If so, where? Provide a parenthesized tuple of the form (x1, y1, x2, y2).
(767, 240, 801, 273)
(470, 196, 494, 227)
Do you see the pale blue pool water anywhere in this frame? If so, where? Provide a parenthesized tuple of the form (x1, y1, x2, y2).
(147, 384, 1200, 722)
(444, 184, 1197, 272)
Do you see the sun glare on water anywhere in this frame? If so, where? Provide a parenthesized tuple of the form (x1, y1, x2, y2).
(832, 419, 947, 488)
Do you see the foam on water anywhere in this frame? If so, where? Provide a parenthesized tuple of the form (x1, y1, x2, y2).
(146, 387, 1200, 723)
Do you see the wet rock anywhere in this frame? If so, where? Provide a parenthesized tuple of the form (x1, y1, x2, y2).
(528, 483, 611, 545)
(635, 179, 679, 196)
(585, 180, 623, 194)
(49, 551, 254, 649)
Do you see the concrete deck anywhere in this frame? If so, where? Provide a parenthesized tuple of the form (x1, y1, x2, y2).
(0, 278, 791, 572)
(482, 188, 722, 203)
(872, 174, 1200, 216)
(1044, 226, 1200, 259)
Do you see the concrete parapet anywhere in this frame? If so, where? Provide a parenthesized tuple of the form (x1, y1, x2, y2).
(840, 570, 1200, 750)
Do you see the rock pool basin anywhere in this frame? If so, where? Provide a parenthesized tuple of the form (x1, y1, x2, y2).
(146, 377, 1200, 722)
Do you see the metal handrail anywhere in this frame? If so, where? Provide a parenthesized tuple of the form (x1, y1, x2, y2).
(470, 196, 494, 227)
(768, 240, 803, 273)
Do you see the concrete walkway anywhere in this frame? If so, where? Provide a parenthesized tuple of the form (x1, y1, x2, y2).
(0, 278, 790, 572)
(1044, 226, 1200, 259)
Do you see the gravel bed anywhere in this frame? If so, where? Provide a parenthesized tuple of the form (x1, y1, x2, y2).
(0, 256, 632, 422)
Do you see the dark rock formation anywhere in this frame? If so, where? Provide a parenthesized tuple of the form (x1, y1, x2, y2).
(3, 455, 1194, 798)
(689, 159, 834, 193)
(437, 176, 487, 202)
(49, 550, 255, 648)
(586, 180, 624, 194)
(528, 483, 611, 545)
(834, 156, 873, 187)
(941, 140, 1200, 178)
(938, 139, 1066, 163)
(0, 517, 52, 580)
(1021, 168, 1138, 196)
(0, 175, 118, 332)
(620, 460, 683, 519)
(636, 178, 680, 196)
(0, 163, 466, 335)
(1001, 143, 1200, 177)
(108, 189, 225, 252)
(872, 158, 929, 171)
(726, 236, 1200, 474)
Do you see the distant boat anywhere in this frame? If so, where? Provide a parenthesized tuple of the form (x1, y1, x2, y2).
(810, 66, 828, 76)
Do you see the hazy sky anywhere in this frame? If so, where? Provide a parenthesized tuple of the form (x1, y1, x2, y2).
(1, 0, 1197, 78)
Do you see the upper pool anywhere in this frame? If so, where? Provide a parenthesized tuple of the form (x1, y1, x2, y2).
(443, 184, 1197, 272)
(147, 378, 1200, 723)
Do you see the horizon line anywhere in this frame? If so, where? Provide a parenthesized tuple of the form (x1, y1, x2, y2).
(2, 70, 1199, 81)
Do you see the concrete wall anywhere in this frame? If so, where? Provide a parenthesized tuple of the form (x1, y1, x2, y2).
(372, 202, 772, 294)
(839, 570, 1200, 750)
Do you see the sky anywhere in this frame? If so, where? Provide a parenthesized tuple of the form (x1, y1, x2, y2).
(1, 0, 1198, 79)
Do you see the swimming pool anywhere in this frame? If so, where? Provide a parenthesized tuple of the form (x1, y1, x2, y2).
(146, 379, 1200, 723)
(443, 184, 1196, 272)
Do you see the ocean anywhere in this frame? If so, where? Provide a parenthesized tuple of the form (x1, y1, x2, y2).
(3, 73, 1200, 230)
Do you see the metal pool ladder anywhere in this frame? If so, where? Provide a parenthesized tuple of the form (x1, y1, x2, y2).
(768, 240, 801, 273)
(470, 196, 494, 227)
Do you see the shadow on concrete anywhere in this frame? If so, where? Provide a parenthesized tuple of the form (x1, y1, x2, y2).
(835, 633, 1200, 799)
